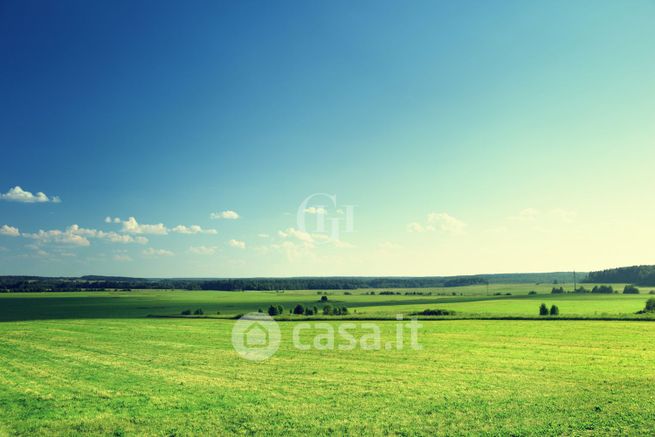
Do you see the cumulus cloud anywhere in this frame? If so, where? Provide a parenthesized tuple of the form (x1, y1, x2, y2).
(188, 245, 217, 255)
(113, 254, 132, 262)
(257, 233, 270, 238)
(23, 229, 91, 246)
(67, 224, 149, 244)
(228, 239, 246, 249)
(276, 227, 353, 249)
(427, 213, 466, 235)
(210, 210, 240, 220)
(408, 213, 466, 235)
(22, 224, 148, 246)
(0, 225, 20, 237)
(407, 222, 425, 233)
(171, 225, 218, 235)
(278, 227, 315, 245)
(143, 247, 174, 257)
(121, 217, 168, 235)
(0, 186, 61, 203)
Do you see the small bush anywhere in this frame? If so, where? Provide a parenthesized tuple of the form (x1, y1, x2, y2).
(322, 305, 333, 315)
(623, 285, 640, 294)
(539, 303, 549, 316)
(320, 295, 328, 302)
(551, 287, 565, 294)
(193, 308, 204, 315)
(528, 291, 537, 295)
(267, 305, 279, 316)
(650, 290, 655, 295)
(644, 298, 655, 313)
(550, 305, 559, 316)
(181, 309, 192, 315)
(344, 291, 352, 295)
(304, 307, 314, 316)
(293, 304, 305, 315)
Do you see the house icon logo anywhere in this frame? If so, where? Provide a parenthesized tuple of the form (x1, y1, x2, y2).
(231, 312, 281, 361)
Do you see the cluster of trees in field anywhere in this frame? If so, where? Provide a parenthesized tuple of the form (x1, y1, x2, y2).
(411, 309, 456, 316)
(539, 304, 559, 316)
(0, 272, 583, 293)
(586, 265, 655, 285)
(265, 302, 349, 317)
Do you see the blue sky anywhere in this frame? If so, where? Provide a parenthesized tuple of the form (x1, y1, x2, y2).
(1, 1, 655, 277)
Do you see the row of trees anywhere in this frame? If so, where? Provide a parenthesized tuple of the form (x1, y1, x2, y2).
(266, 304, 349, 316)
(551, 285, 645, 294)
(0, 272, 581, 293)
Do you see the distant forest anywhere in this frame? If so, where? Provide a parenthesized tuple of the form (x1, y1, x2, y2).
(0, 271, 582, 293)
(585, 265, 655, 286)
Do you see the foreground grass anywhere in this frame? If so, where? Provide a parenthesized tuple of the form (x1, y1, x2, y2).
(0, 284, 648, 322)
(1, 318, 654, 435)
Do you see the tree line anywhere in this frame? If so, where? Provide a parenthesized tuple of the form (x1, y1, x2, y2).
(586, 265, 655, 286)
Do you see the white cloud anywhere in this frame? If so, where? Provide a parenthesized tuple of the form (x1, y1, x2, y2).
(102, 233, 148, 244)
(113, 254, 132, 262)
(171, 225, 218, 235)
(210, 210, 240, 220)
(277, 227, 353, 249)
(121, 217, 168, 235)
(228, 239, 246, 249)
(278, 227, 314, 245)
(143, 247, 174, 257)
(408, 213, 466, 235)
(0, 225, 20, 237)
(21, 224, 148, 247)
(304, 206, 327, 215)
(427, 213, 466, 235)
(407, 222, 425, 233)
(0, 186, 61, 203)
(257, 233, 270, 238)
(68, 225, 149, 244)
(188, 245, 217, 255)
(509, 208, 539, 222)
(23, 229, 91, 246)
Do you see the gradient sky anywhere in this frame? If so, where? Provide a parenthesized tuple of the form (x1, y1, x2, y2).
(1, 1, 654, 277)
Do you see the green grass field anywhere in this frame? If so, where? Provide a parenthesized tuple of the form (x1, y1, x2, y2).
(1, 286, 654, 435)
(0, 283, 651, 321)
